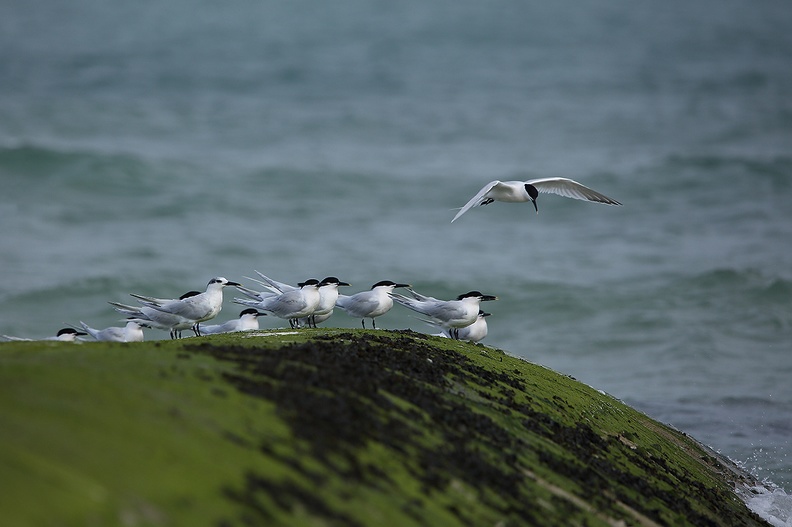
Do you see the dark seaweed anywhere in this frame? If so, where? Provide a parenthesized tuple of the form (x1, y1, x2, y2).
(186, 331, 768, 527)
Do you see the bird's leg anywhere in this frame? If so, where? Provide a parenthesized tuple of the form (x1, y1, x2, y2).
(372, 318, 377, 330)
(361, 319, 366, 329)
(193, 324, 201, 337)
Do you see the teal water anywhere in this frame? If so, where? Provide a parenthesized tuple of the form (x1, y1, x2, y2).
(1, 0, 791, 504)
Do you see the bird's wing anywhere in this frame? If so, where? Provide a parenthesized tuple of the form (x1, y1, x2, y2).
(451, 180, 502, 223)
(527, 178, 622, 205)
(390, 293, 435, 317)
(336, 294, 375, 314)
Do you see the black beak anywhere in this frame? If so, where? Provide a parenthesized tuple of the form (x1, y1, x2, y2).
(481, 312, 492, 317)
(395, 283, 411, 288)
(480, 295, 498, 301)
(227, 281, 241, 287)
(339, 281, 351, 287)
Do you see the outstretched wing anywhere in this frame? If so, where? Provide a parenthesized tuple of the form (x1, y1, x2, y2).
(451, 180, 502, 223)
(527, 178, 622, 205)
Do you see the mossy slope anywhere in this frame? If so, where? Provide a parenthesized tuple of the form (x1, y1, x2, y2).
(0, 330, 768, 526)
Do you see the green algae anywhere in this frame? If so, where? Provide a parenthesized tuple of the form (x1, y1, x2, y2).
(0, 330, 769, 526)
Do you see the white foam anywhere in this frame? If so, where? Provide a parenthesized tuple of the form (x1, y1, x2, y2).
(740, 484, 792, 527)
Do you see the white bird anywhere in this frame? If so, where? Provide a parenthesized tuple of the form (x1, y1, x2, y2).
(1, 328, 87, 342)
(197, 308, 265, 335)
(306, 276, 350, 327)
(390, 289, 497, 338)
(429, 310, 491, 343)
(131, 277, 240, 336)
(245, 273, 350, 328)
(234, 279, 321, 328)
(79, 320, 148, 342)
(335, 280, 411, 329)
(109, 291, 201, 339)
(451, 177, 622, 222)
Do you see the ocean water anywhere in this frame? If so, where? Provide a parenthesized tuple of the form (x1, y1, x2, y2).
(1, 0, 791, 518)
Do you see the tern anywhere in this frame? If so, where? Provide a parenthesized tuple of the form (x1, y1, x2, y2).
(390, 289, 497, 338)
(1, 327, 87, 342)
(197, 308, 265, 335)
(335, 280, 411, 329)
(451, 177, 621, 222)
(245, 272, 350, 327)
(428, 310, 491, 343)
(234, 279, 321, 328)
(131, 277, 240, 337)
(79, 320, 148, 342)
(109, 291, 200, 339)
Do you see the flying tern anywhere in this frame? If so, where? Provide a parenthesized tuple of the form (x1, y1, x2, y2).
(335, 280, 411, 329)
(451, 177, 621, 222)
(131, 277, 240, 336)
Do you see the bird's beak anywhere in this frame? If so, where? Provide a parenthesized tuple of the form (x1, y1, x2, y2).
(481, 312, 492, 317)
(255, 311, 266, 317)
(532, 199, 538, 213)
(339, 281, 351, 287)
(395, 283, 411, 288)
(76, 331, 88, 336)
(227, 281, 241, 287)
(480, 295, 498, 301)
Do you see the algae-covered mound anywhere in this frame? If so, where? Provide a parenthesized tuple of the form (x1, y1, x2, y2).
(0, 330, 769, 526)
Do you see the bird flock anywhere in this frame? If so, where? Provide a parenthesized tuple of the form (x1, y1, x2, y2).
(2, 177, 620, 345)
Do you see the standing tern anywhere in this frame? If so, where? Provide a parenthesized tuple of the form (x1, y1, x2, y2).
(308, 276, 350, 327)
(234, 279, 321, 328)
(245, 273, 350, 327)
(451, 177, 621, 223)
(197, 308, 265, 335)
(335, 280, 411, 329)
(79, 320, 148, 342)
(1, 327, 87, 342)
(131, 277, 240, 337)
(390, 289, 497, 338)
(109, 291, 201, 339)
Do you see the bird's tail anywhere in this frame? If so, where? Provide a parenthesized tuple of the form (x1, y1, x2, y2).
(233, 297, 260, 308)
(108, 301, 144, 317)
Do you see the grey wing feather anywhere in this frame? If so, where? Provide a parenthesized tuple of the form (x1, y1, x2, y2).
(527, 178, 622, 205)
(451, 180, 501, 223)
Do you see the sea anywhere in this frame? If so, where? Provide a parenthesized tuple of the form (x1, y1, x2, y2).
(1, 0, 791, 523)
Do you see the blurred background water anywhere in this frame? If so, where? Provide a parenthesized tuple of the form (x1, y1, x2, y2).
(1, 0, 791, 502)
